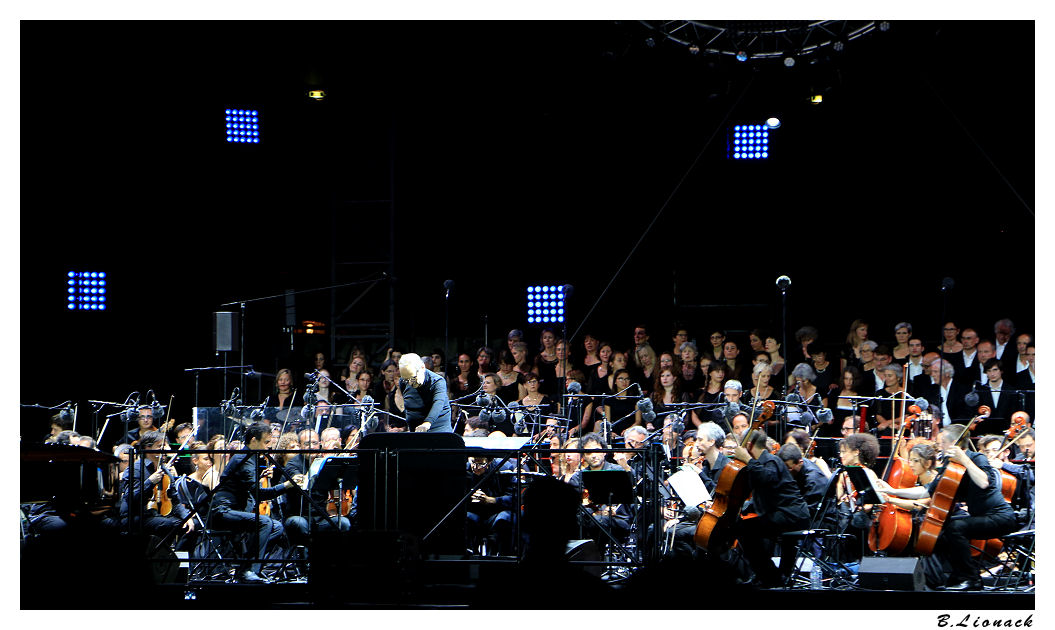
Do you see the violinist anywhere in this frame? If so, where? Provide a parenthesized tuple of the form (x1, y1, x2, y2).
(875, 424, 1018, 590)
(784, 429, 832, 478)
(567, 433, 634, 546)
(208, 422, 306, 583)
(834, 432, 883, 522)
(285, 431, 352, 550)
(466, 456, 516, 555)
(120, 405, 158, 445)
(730, 429, 811, 588)
(120, 430, 195, 541)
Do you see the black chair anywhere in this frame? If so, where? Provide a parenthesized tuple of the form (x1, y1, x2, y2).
(780, 470, 858, 589)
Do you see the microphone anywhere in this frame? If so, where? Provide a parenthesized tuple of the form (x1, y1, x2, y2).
(941, 277, 955, 292)
(817, 407, 833, 424)
(785, 392, 804, 404)
(361, 394, 375, 406)
(510, 401, 526, 434)
(567, 380, 582, 394)
(636, 398, 657, 425)
(964, 384, 980, 409)
(776, 275, 791, 292)
(913, 397, 930, 412)
(475, 392, 491, 407)
(232, 387, 241, 405)
(304, 372, 320, 380)
(300, 404, 314, 420)
(444, 279, 454, 299)
(723, 400, 742, 421)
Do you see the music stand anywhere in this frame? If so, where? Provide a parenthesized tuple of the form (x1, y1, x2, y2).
(843, 466, 883, 504)
(581, 470, 636, 508)
(313, 457, 359, 494)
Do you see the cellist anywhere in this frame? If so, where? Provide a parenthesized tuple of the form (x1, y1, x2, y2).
(875, 424, 1017, 590)
(730, 429, 811, 587)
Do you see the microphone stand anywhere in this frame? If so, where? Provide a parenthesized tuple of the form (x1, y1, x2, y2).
(183, 365, 253, 411)
(778, 278, 790, 439)
(936, 278, 953, 432)
(220, 273, 389, 404)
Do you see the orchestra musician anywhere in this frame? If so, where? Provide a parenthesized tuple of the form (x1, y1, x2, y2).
(778, 442, 828, 513)
(875, 424, 1018, 590)
(119, 430, 195, 541)
(567, 433, 634, 548)
(208, 422, 306, 583)
(730, 429, 811, 587)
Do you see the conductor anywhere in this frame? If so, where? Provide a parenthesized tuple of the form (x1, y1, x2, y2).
(398, 353, 454, 433)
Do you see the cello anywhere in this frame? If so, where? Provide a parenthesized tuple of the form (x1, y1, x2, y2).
(868, 401, 920, 555)
(914, 407, 990, 555)
(693, 399, 774, 552)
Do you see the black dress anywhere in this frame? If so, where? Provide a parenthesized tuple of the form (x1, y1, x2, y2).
(535, 355, 559, 399)
(496, 373, 524, 405)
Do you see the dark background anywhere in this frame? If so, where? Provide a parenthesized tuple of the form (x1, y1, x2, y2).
(21, 21, 1034, 443)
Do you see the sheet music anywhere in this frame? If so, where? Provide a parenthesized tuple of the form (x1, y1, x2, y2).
(668, 468, 712, 507)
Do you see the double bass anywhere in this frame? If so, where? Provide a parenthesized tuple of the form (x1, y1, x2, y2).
(693, 400, 774, 552)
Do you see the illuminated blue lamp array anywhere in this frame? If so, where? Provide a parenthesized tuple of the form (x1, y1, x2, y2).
(226, 109, 260, 143)
(67, 271, 107, 310)
(730, 124, 769, 160)
(526, 285, 565, 324)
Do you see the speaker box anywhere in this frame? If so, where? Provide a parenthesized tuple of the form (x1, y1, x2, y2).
(213, 311, 239, 352)
(858, 556, 925, 591)
(566, 539, 602, 577)
(356, 432, 468, 556)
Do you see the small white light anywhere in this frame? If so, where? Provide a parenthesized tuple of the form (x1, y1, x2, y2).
(765, 117, 782, 129)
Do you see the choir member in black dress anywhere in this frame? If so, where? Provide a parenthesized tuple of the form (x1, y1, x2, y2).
(891, 322, 913, 364)
(495, 351, 528, 405)
(534, 328, 560, 399)
(840, 319, 870, 371)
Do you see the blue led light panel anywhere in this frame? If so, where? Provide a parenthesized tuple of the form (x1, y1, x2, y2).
(225, 108, 260, 144)
(729, 124, 770, 160)
(525, 285, 565, 324)
(67, 271, 107, 311)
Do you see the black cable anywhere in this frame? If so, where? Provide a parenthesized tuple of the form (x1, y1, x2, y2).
(567, 75, 757, 345)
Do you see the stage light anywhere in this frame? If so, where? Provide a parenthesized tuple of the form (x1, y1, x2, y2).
(526, 285, 566, 324)
(67, 271, 107, 311)
(735, 50, 748, 62)
(783, 56, 796, 67)
(728, 122, 775, 160)
(308, 90, 326, 100)
(226, 108, 260, 144)
(810, 94, 824, 104)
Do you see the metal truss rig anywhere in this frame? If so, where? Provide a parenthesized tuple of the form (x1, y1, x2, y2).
(639, 20, 882, 62)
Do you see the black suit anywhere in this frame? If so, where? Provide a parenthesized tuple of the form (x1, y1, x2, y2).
(910, 372, 933, 398)
(974, 383, 1015, 434)
(949, 350, 981, 386)
(1013, 370, 1035, 424)
(919, 380, 971, 424)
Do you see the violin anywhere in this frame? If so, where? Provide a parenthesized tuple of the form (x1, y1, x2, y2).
(327, 488, 353, 517)
(693, 399, 774, 552)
